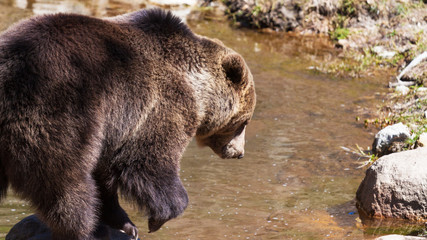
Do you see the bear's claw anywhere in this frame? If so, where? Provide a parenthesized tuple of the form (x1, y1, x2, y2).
(122, 222, 139, 240)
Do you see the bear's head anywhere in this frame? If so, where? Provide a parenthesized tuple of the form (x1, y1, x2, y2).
(195, 43, 256, 159)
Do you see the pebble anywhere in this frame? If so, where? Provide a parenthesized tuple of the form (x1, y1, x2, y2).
(416, 87, 427, 93)
(372, 46, 396, 59)
(395, 85, 410, 95)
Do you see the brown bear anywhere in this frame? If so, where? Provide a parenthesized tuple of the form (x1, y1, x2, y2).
(0, 8, 256, 240)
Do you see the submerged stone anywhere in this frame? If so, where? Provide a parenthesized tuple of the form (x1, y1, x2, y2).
(6, 215, 51, 240)
(6, 215, 135, 240)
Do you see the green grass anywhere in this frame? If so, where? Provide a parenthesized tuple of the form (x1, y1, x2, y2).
(405, 125, 427, 149)
(330, 27, 350, 40)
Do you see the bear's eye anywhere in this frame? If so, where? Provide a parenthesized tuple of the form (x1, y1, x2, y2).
(233, 124, 245, 136)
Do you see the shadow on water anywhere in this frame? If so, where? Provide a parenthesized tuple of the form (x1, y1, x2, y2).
(0, 1, 424, 239)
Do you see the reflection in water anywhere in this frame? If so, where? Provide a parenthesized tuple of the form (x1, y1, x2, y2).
(0, 2, 420, 240)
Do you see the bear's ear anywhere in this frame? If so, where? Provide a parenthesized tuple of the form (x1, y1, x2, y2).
(222, 54, 247, 87)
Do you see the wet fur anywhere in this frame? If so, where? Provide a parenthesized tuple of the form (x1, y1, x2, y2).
(0, 8, 255, 240)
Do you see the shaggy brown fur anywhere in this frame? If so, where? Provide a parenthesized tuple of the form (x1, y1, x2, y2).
(0, 8, 255, 240)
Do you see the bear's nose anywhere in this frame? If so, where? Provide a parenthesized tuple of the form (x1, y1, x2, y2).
(237, 153, 244, 159)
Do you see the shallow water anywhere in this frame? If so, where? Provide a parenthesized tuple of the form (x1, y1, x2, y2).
(0, 1, 423, 239)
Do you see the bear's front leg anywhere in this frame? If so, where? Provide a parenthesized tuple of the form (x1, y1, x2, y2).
(118, 166, 188, 233)
(109, 117, 193, 233)
(146, 174, 189, 233)
(94, 173, 139, 240)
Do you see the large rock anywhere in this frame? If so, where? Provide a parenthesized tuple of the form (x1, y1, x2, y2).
(372, 123, 411, 157)
(356, 147, 427, 221)
(6, 215, 135, 240)
(6, 215, 51, 240)
(375, 235, 427, 240)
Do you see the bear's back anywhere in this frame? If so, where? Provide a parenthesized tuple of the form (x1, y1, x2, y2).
(0, 10, 201, 148)
(0, 13, 136, 88)
(0, 13, 146, 120)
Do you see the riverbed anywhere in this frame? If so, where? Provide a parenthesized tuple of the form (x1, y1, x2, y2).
(0, 1, 419, 239)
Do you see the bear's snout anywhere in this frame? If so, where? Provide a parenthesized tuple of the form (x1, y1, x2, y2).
(221, 126, 246, 159)
(221, 144, 245, 159)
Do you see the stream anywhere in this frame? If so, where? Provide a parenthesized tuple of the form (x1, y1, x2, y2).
(0, 1, 423, 239)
